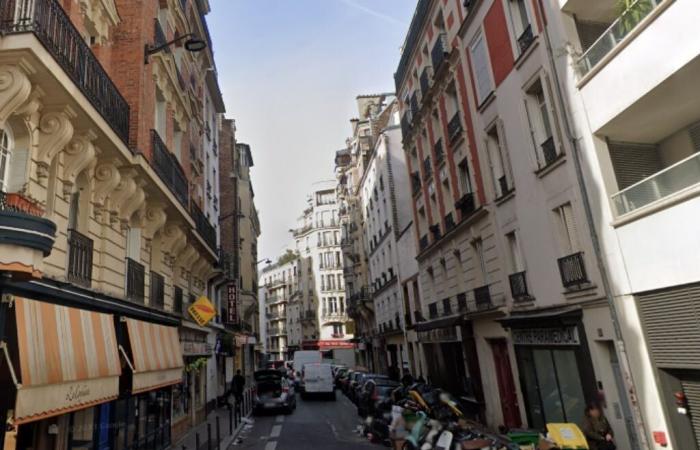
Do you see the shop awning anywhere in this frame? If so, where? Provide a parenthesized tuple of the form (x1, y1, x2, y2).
(497, 305, 582, 329)
(10, 298, 121, 424)
(123, 318, 184, 393)
(413, 315, 463, 332)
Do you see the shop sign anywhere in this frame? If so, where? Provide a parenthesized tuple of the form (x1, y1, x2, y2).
(188, 296, 217, 326)
(512, 327, 580, 346)
(226, 283, 238, 324)
(318, 340, 355, 349)
(235, 335, 248, 346)
(181, 340, 213, 356)
(417, 326, 459, 343)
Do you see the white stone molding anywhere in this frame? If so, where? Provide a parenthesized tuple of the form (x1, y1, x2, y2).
(62, 130, 98, 195)
(161, 224, 186, 258)
(142, 202, 168, 240)
(121, 180, 146, 225)
(35, 109, 75, 181)
(92, 161, 122, 209)
(109, 168, 137, 223)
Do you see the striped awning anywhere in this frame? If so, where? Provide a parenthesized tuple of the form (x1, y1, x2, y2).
(12, 298, 121, 424)
(124, 318, 184, 393)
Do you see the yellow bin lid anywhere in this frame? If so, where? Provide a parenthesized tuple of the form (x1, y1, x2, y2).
(546, 423, 589, 449)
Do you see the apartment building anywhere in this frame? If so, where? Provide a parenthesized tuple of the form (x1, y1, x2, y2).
(291, 182, 355, 362)
(261, 256, 298, 361)
(551, 0, 700, 447)
(395, 0, 637, 444)
(336, 94, 393, 370)
(0, 0, 230, 447)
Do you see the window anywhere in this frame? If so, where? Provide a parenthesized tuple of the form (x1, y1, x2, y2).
(126, 227, 141, 260)
(486, 122, 512, 198)
(505, 231, 524, 272)
(524, 77, 560, 168)
(333, 324, 344, 336)
(470, 31, 493, 104)
(458, 159, 472, 195)
(553, 203, 579, 256)
(0, 128, 12, 190)
(506, 0, 533, 53)
(155, 88, 167, 138)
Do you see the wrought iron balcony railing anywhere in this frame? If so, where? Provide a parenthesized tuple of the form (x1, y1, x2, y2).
(419, 235, 429, 251)
(447, 112, 463, 143)
(420, 66, 433, 96)
(455, 192, 476, 218)
(0, 0, 130, 143)
(444, 213, 455, 233)
(126, 257, 145, 304)
(517, 24, 534, 54)
(434, 139, 444, 165)
(67, 228, 93, 287)
(541, 136, 558, 166)
(509, 271, 530, 301)
(151, 130, 188, 206)
(558, 252, 589, 288)
(410, 92, 419, 118)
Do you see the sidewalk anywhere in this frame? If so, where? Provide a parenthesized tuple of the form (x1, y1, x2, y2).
(171, 396, 253, 450)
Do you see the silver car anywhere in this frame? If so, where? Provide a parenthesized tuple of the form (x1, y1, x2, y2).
(253, 369, 297, 414)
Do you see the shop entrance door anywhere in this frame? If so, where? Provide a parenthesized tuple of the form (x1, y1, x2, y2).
(490, 339, 522, 428)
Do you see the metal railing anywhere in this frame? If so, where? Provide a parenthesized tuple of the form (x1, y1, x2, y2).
(473, 285, 493, 310)
(435, 139, 444, 165)
(509, 271, 530, 301)
(445, 213, 455, 232)
(431, 32, 448, 71)
(447, 112, 462, 143)
(420, 66, 433, 96)
(0, 191, 44, 216)
(541, 136, 557, 166)
(576, 0, 661, 77)
(150, 271, 165, 309)
(455, 192, 475, 218)
(0, 0, 130, 143)
(612, 151, 700, 215)
(191, 202, 217, 252)
(411, 172, 422, 196)
(557, 252, 589, 288)
(517, 24, 534, 54)
(151, 130, 188, 206)
(423, 158, 432, 181)
(126, 257, 145, 303)
(410, 92, 419, 118)
(67, 229, 92, 287)
(419, 235, 429, 251)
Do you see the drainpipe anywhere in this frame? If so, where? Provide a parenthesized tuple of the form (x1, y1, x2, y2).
(539, 12, 649, 450)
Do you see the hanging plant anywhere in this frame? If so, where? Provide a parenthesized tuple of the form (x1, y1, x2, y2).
(185, 357, 208, 372)
(616, 0, 654, 35)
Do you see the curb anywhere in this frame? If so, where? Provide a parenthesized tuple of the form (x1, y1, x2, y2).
(222, 412, 252, 449)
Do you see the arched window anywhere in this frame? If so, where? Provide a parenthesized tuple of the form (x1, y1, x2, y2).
(0, 126, 14, 192)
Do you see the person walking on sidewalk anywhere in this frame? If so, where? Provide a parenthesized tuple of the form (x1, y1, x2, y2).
(232, 370, 246, 412)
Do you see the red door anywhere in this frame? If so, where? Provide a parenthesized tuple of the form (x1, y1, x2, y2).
(490, 339, 522, 428)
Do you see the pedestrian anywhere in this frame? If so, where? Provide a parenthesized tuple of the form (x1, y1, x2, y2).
(582, 403, 616, 450)
(232, 369, 246, 411)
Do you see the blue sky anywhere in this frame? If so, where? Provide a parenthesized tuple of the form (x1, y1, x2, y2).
(208, 0, 417, 262)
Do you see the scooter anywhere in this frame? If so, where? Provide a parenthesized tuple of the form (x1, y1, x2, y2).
(402, 410, 429, 450)
(420, 418, 443, 450)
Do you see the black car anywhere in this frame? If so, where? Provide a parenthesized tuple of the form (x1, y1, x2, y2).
(356, 379, 399, 417)
(252, 369, 296, 415)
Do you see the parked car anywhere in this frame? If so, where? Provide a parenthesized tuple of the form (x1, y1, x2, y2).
(334, 367, 348, 388)
(301, 363, 336, 400)
(351, 373, 389, 404)
(252, 369, 296, 415)
(356, 379, 400, 417)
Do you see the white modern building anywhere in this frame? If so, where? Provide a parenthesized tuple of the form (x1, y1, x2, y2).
(260, 256, 298, 361)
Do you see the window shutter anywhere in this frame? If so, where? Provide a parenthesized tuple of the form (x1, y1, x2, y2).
(483, 136, 499, 196)
(543, 73, 564, 155)
(7, 148, 29, 193)
(522, 97, 542, 168)
(563, 203, 580, 253)
(496, 119, 514, 186)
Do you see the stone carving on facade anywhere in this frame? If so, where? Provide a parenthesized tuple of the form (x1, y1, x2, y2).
(62, 130, 98, 198)
(92, 161, 122, 216)
(78, 0, 120, 45)
(109, 168, 137, 225)
(142, 202, 167, 240)
(0, 65, 32, 128)
(120, 180, 146, 228)
(35, 109, 75, 182)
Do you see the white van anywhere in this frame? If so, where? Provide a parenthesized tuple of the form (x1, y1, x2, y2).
(292, 350, 321, 374)
(301, 363, 336, 400)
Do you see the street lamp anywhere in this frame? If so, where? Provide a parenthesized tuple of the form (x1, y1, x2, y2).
(257, 259, 271, 265)
(144, 33, 206, 63)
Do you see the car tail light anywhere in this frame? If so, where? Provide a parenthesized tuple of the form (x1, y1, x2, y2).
(282, 387, 289, 393)
(372, 387, 379, 401)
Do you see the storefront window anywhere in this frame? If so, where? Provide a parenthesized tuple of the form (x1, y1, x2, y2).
(172, 374, 189, 421)
(518, 347, 588, 428)
(70, 407, 95, 450)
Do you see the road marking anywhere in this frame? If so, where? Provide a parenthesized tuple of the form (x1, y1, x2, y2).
(275, 415, 284, 423)
(264, 441, 277, 450)
(270, 424, 282, 438)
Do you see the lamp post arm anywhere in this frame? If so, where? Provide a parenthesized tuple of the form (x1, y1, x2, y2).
(146, 33, 194, 56)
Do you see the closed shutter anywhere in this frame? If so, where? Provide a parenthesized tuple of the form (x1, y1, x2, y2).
(637, 283, 700, 369)
(681, 379, 700, 446)
(608, 142, 661, 190)
(7, 148, 28, 193)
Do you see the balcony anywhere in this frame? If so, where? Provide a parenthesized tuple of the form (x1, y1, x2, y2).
(411, 172, 422, 196)
(473, 285, 494, 310)
(150, 271, 165, 309)
(612, 151, 700, 215)
(268, 326, 287, 336)
(509, 271, 531, 301)
(151, 130, 188, 207)
(126, 257, 145, 303)
(322, 312, 347, 323)
(0, 0, 130, 143)
(0, 191, 56, 278)
(429, 223, 441, 242)
(422, 158, 432, 181)
(410, 92, 419, 119)
(447, 113, 463, 143)
(420, 66, 433, 96)
(444, 213, 455, 233)
(419, 235, 429, 252)
(191, 203, 217, 253)
(430, 33, 449, 72)
(455, 192, 476, 218)
(557, 252, 589, 288)
(269, 310, 287, 320)
(576, 0, 663, 77)
(517, 24, 535, 54)
(67, 229, 93, 287)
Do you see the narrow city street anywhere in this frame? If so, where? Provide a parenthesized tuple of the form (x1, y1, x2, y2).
(233, 395, 374, 450)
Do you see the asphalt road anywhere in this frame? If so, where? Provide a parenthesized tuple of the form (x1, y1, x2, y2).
(229, 391, 378, 450)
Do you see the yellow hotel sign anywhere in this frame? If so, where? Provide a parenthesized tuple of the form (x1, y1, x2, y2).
(188, 296, 216, 326)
